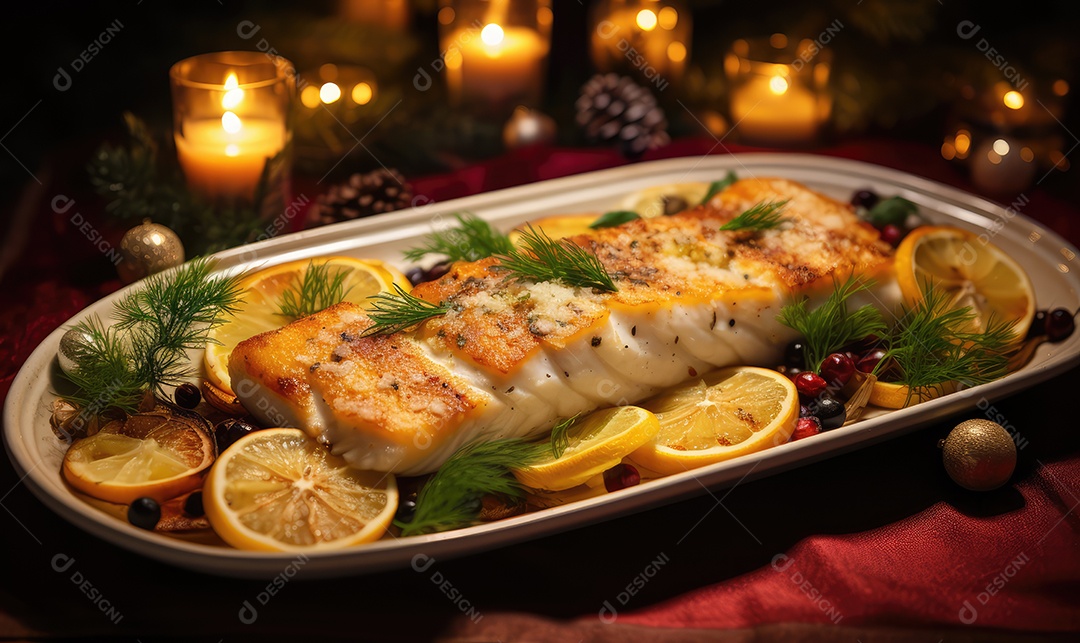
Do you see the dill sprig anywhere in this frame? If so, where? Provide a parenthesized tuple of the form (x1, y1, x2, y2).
(549, 414, 580, 459)
(61, 318, 145, 413)
(882, 283, 1016, 401)
(777, 275, 888, 371)
(719, 200, 790, 231)
(277, 260, 353, 320)
(62, 258, 245, 408)
(699, 171, 738, 205)
(362, 284, 449, 336)
(403, 212, 514, 264)
(398, 438, 546, 536)
(496, 224, 617, 292)
(112, 257, 245, 394)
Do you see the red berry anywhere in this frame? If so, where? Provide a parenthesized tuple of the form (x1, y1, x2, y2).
(603, 463, 641, 492)
(794, 372, 827, 398)
(856, 348, 887, 374)
(880, 224, 904, 246)
(792, 417, 822, 441)
(819, 352, 855, 387)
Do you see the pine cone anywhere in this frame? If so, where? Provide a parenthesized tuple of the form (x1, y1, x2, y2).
(309, 169, 414, 227)
(575, 73, 670, 157)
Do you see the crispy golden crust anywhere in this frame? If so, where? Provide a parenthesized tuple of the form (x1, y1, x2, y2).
(229, 303, 480, 445)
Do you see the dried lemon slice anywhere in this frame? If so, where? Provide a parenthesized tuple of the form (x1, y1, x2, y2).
(204, 428, 397, 552)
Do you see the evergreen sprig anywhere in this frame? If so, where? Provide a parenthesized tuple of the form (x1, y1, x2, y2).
(778, 275, 889, 371)
(496, 225, 617, 292)
(362, 284, 450, 336)
(403, 213, 514, 264)
(278, 260, 353, 320)
(719, 200, 790, 231)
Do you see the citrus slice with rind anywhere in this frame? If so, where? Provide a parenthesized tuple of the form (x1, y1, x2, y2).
(62, 412, 215, 505)
(204, 428, 397, 552)
(620, 182, 709, 218)
(512, 406, 660, 491)
(630, 366, 799, 474)
(510, 214, 600, 245)
(204, 257, 410, 395)
(895, 226, 1035, 340)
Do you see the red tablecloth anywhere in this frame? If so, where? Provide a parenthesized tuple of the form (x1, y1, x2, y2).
(1, 139, 1078, 641)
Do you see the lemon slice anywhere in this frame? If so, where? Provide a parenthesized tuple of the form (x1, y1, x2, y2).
(204, 257, 410, 395)
(512, 406, 660, 491)
(204, 428, 397, 552)
(620, 182, 709, 218)
(895, 226, 1035, 340)
(63, 413, 215, 505)
(510, 214, 600, 245)
(630, 366, 799, 474)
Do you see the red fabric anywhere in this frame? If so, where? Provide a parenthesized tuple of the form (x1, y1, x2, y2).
(1, 139, 1078, 639)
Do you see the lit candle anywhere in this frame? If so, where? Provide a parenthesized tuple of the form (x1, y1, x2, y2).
(440, 0, 552, 109)
(725, 36, 831, 145)
(171, 53, 293, 203)
(729, 72, 819, 143)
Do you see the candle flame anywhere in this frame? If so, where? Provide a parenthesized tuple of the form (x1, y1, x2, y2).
(222, 111, 242, 134)
(222, 73, 244, 110)
(636, 9, 658, 31)
(481, 23, 504, 46)
(768, 75, 789, 95)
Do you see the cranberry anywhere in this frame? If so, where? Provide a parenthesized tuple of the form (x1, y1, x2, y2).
(819, 352, 855, 387)
(795, 372, 828, 398)
(851, 189, 880, 210)
(792, 417, 822, 441)
(603, 463, 641, 492)
(880, 224, 905, 246)
(1045, 308, 1076, 342)
(856, 348, 887, 374)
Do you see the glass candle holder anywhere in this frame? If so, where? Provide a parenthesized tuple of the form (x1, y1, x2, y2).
(589, 0, 691, 89)
(170, 51, 294, 206)
(438, 0, 553, 113)
(724, 35, 832, 146)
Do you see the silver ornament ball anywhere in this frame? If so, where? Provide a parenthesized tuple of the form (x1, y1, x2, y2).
(503, 107, 557, 150)
(58, 327, 96, 376)
(117, 221, 185, 284)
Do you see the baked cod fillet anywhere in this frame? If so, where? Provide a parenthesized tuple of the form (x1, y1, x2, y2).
(229, 178, 899, 474)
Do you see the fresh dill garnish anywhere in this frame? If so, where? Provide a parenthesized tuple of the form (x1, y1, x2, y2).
(362, 284, 450, 336)
(63, 258, 245, 409)
(277, 260, 353, 320)
(719, 200, 790, 231)
(589, 210, 640, 229)
(881, 282, 1016, 402)
(700, 171, 738, 205)
(549, 414, 580, 459)
(403, 212, 514, 263)
(777, 275, 888, 371)
(496, 224, 617, 292)
(397, 438, 546, 536)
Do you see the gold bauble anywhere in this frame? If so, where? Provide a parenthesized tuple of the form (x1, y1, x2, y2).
(503, 106, 556, 150)
(117, 221, 184, 284)
(941, 419, 1017, 491)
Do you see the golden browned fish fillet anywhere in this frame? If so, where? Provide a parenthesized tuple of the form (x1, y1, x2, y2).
(229, 178, 897, 474)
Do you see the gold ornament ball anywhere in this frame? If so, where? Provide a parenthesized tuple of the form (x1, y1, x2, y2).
(941, 419, 1017, 491)
(117, 221, 185, 284)
(503, 106, 557, 150)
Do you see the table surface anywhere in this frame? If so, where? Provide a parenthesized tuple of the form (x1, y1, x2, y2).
(1, 139, 1078, 642)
